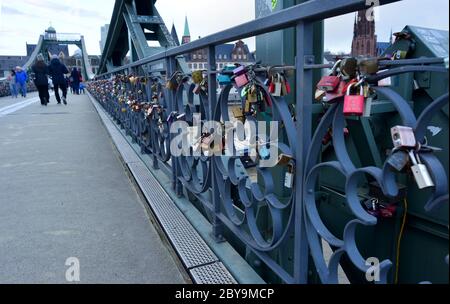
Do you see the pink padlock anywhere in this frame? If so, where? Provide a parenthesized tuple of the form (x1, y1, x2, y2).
(234, 74, 249, 88)
(343, 83, 365, 116)
(233, 65, 246, 76)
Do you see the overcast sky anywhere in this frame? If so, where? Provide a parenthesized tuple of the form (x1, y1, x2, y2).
(0, 0, 448, 56)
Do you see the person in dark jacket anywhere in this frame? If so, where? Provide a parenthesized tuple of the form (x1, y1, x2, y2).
(32, 54, 50, 106)
(65, 76, 72, 94)
(48, 55, 69, 105)
(71, 67, 80, 95)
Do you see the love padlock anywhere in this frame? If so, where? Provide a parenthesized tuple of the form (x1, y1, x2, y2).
(343, 83, 365, 116)
(192, 70, 203, 84)
(234, 74, 249, 88)
(317, 60, 342, 92)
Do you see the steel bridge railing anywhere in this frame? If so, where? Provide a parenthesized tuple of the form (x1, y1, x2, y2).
(88, 0, 449, 284)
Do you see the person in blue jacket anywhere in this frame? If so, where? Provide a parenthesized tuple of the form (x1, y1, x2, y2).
(48, 55, 69, 105)
(15, 66, 28, 98)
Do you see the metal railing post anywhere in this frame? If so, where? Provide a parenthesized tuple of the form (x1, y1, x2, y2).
(294, 20, 314, 284)
(166, 57, 178, 193)
(207, 45, 225, 242)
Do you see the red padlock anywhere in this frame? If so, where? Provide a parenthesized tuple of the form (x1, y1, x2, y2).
(317, 75, 340, 92)
(268, 82, 275, 94)
(323, 80, 347, 103)
(343, 83, 365, 116)
(285, 80, 291, 94)
(317, 59, 342, 92)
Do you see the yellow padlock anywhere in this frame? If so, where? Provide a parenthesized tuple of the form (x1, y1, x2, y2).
(192, 70, 204, 84)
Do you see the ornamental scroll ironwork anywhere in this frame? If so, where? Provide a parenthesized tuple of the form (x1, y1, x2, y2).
(303, 65, 449, 284)
(87, 62, 448, 284)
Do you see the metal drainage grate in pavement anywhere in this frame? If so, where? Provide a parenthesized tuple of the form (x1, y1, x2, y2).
(128, 162, 218, 269)
(190, 262, 238, 284)
(89, 94, 237, 284)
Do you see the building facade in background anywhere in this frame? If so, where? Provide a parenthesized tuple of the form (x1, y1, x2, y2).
(173, 17, 255, 71)
(351, 10, 392, 57)
(100, 24, 110, 54)
(351, 10, 377, 57)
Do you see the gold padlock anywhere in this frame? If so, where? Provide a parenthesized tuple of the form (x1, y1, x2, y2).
(232, 107, 245, 121)
(192, 70, 203, 84)
(201, 134, 214, 150)
(166, 72, 180, 90)
(244, 99, 251, 114)
(140, 77, 148, 85)
(129, 76, 138, 85)
(315, 89, 326, 102)
(277, 154, 294, 166)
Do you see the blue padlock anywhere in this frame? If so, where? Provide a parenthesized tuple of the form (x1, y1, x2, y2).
(218, 74, 231, 86)
(259, 146, 270, 160)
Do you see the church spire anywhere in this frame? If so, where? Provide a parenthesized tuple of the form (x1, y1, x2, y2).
(171, 23, 180, 46)
(182, 16, 191, 44)
(183, 16, 190, 37)
(351, 9, 378, 57)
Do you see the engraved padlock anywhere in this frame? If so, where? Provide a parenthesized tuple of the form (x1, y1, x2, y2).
(343, 83, 365, 116)
(391, 126, 416, 148)
(408, 150, 434, 189)
(323, 80, 346, 104)
(234, 73, 249, 88)
(317, 60, 342, 92)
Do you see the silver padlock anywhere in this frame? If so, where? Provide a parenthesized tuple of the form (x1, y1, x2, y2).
(273, 74, 283, 97)
(391, 126, 416, 148)
(284, 164, 294, 189)
(378, 76, 392, 87)
(408, 150, 434, 189)
(363, 96, 373, 117)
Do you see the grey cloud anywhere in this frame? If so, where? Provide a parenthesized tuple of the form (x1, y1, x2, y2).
(20, 0, 105, 19)
(1, 6, 33, 17)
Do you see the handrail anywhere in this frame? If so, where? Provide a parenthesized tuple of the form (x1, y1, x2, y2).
(97, 0, 399, 76)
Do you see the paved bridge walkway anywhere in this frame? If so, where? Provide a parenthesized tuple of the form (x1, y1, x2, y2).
(0, 92, 187, 283)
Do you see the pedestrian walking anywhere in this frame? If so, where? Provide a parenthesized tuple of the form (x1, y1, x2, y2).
(79, 81, 86, 94)
(71, 67, 80, 95)
(7, 69, 18, 98)
(32, 54, 50, 106)
(78, 68, 83, 83)
(15, 66, 28, 98)
(65, 76, 72, 94)
(48, 55, 69, 105)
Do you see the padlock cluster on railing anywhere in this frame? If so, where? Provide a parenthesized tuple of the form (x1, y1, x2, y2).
(87, 48, 448, 284)
(315, 57, 385, 115)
